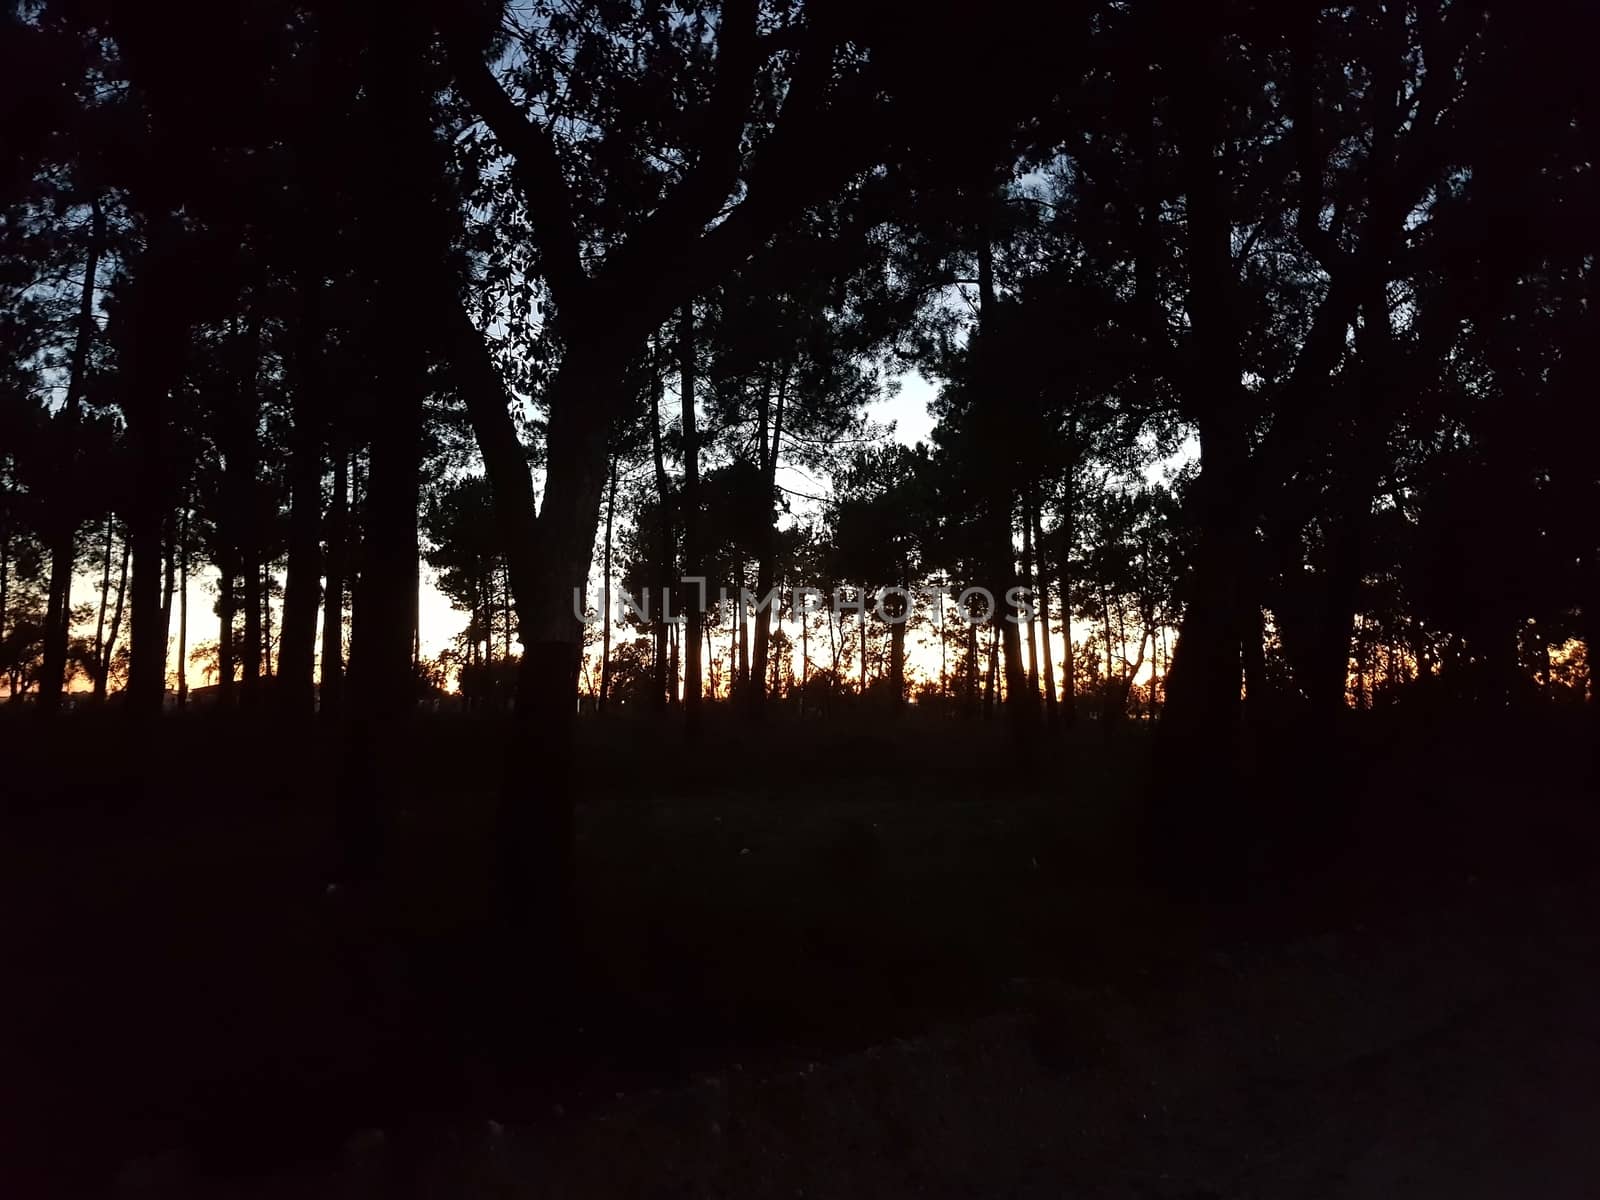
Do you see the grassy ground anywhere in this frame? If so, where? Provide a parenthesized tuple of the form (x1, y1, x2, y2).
(2, 707, 1595, 1194)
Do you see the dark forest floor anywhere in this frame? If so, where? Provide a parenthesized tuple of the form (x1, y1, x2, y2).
(2, 707, 1596, 1196)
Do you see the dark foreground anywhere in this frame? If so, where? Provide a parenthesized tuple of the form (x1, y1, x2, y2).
(3, 709, 1596, 1196)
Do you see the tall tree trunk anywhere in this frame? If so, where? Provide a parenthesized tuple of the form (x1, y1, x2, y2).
(1022, 492, 1040, 698)
(859, 600, 868, 696)
(888, 574, 907, 710)
(669, 618, 679, 706)
(278, 254, 327, 715)
(598, 454, 616, 713)
(40, 199, 105, 713)
(92, 516, 113, 692)
(339, 8, 429, 884)
(749, 368, 787, 714)
(736, 570, 749, 698)
(1058, 461, 1077, 728)
(160, 515, 177, 691)
(679, 304, 704, 738)
(177, 504, 188, 709)
(965, 617, 979, 716)
(1147, 31, 1255, 886)
(494, 344, 623, 960)
(98, 534, 130, 701)
(263, 560, 275, 679)
(976, 236, 1033, 738)
(799, 597, 809, 715)
(649, 358, 673, 711)
(126, 212, 188, 718)
(236, 316, 263, 709)
(321, 441, 348, 715)
(1, 527, 10, 688)
(218, 552, 236, 705)
(1034, 505, 1059, 727)
(979, 620, 992, 713)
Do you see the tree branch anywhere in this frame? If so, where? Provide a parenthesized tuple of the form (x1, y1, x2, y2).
(442, 296, 542, 620)
(439, 12, 590, 316)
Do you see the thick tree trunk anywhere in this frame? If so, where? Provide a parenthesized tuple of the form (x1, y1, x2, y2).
(338, 8, 429, 884)
(494, 345, 621, 962)
(1153, 30, 1252, 811)
(40, 199, 104, 713)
